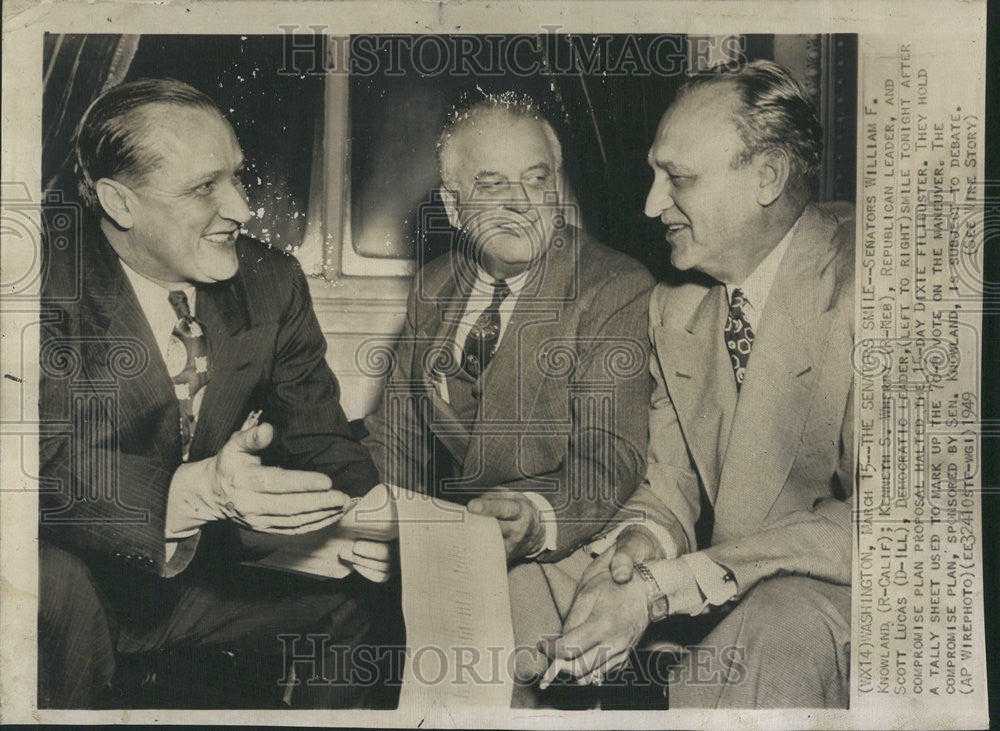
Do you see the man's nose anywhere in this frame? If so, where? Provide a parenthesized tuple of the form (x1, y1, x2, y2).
(503, 197, 532, 215)
(219, 179, 252, 225)
(499, 183, 533, 215)
(644, 177, 675, 219)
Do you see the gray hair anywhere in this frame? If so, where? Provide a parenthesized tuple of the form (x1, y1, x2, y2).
(679, 59, 823, 187)
(436, 93, 563, 190)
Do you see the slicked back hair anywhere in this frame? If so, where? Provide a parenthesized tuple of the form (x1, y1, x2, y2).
(678, 60, 823, 192)
(73, 78, 221, 210)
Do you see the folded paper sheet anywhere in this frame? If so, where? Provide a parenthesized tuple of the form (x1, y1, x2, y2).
(392, 484, 515, 711)
(248, 483, 516, 708)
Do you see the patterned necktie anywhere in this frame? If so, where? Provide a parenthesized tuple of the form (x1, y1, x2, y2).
(462, 280, 511, 378)
(167, 290, 211, 458)
(724, 287, 755, 391)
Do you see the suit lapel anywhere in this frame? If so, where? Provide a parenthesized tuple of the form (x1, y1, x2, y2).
(80, 236, 181, 464)
(188, 273, 259, 460)
(467, 233, 579, 484)
(417, 252, 476, 469)
(654, 284, 737, 504)
(713, 205, 841, 538)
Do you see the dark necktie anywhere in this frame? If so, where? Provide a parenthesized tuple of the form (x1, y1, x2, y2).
(724, 287, 755, 391)
(462, 280, 511, 378)
(167, 290, 211, 458)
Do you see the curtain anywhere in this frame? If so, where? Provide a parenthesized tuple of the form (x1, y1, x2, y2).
(43, 34, 140, 200)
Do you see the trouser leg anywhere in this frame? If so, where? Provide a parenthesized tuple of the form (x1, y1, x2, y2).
(116, 565, 374, 708)
(508, 549, 592, 708)
(38, 541, 117, 709)
(669, 576, 851, 709)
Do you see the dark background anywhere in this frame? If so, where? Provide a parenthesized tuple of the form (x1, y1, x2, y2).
(42, 33, 856, 283)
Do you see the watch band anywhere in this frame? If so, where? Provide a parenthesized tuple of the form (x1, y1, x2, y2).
(633, 561, 670, 622)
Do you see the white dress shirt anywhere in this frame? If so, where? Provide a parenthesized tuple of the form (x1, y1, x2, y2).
(437, 265, 531, 403)
(721, 216, 799, 330)
(121, 263, 197, 365)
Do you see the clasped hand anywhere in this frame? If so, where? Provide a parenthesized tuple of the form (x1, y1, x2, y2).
(538, 524, 671, 685)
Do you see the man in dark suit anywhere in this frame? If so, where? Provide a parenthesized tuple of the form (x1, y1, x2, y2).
(541, 61, 855, 708)
(361, 96, 655, 703)
(39, 78, 382, 708)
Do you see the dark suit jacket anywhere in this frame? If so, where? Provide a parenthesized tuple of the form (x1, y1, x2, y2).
(362, 227, 655, 562)
(620, 202, 855, 595)
(39, 225, 378, 580)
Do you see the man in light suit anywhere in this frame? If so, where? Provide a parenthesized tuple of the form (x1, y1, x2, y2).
(39, 79, 385, 708)
(361, 95, 654, 701)
(541, 60, 855, 708)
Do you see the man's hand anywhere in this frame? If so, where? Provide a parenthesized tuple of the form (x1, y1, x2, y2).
(536, 526, 682, 686)
(340, 539, 396, 583)
(467, 490, 545, 562)
(537, 563, 650, 686)
(166, 421, 348, 538)
(605, 524, 673, 583)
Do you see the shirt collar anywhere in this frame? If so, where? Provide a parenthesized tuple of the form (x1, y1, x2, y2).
(120, 261, 196, 311)
(470, 264, 531, 298)
(724, 216, 800, 312)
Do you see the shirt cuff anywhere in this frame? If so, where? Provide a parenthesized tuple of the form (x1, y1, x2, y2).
(648, 558, 704, 616)
(680, 551, 738, 613)
(522, 492, 557, 558)
(164, 465, 206, 575)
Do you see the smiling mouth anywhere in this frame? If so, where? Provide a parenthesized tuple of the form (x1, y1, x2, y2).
(202, 229, 239, 245)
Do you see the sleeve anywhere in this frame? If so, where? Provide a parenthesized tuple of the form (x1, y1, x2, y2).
(361, 276, 430, 490)
(680, 551, 737, 608)
(39, 313, 195, 578)
(701, 386, 855, 594)
(501, 265, 656, 562)
(589, 284, 702, 560)
(262, 265, 380, 497)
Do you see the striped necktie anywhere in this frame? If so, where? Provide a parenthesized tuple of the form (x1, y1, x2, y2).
(461, 280, 511, 378)
(167, 290, 211, 458)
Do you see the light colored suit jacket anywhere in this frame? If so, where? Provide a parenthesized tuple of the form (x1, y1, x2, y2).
(625, 202, 855, 596)
(363, 227, 655, 562)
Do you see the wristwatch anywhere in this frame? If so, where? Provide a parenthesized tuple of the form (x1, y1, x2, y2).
(633, 561, 670, 622)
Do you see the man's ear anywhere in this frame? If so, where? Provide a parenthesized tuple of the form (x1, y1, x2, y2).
(94, 178, 136, 230)
(756, 148, 791, 207)
(440, 187, 461, 230)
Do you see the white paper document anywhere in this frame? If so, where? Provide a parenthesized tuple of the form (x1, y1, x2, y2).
(246, 483, 399, 580)
(249, 483, 517, 709)
(392, 486, 516, 711)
